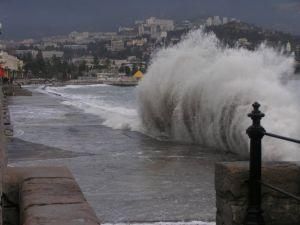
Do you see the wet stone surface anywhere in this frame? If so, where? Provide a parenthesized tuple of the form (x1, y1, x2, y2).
(7, 91, 235, 223)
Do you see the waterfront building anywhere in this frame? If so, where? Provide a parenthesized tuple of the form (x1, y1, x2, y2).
(237, 38, 251, 48)
(63, 44, 88, 50)
(42, 42, 58, 49)
(15, 50, 38, 58)
(222, 17, 228, 24)
(286, 41, 292, 53)
(213, 16, 222, 26)
(0, 51, 24, 78)
(112, 59, 128, 68)
(296, 45, 300, 61)
(126, 38, 147, 47)
(96, 72, 118, 80)
(206, 17, 213, 26)
(42, 51, 64, 59)
(19, 39, 36, 47)
(72, 56, 94, 68)
(110, 40, 125, 52)
(138, 17, 174, 39)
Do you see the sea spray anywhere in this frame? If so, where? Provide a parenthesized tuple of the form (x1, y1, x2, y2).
(137, 30, 300, 160)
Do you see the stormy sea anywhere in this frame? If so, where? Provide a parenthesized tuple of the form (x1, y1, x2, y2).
(7, 30, 300, 224)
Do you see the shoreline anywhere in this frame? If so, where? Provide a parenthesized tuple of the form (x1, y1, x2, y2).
(15, 78, 139, 87)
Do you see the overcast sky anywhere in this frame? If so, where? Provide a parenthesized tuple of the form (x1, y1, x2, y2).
(0, 0, 299, 39)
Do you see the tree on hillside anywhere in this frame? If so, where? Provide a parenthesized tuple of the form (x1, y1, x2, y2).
(36, 50, 46, 76)
(93, 56, 100, 69)
(78, 61, 87, 76)
(125, 66, 131, 76)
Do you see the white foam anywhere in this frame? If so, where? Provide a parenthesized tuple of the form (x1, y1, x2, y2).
(137, 29, 300, 160)
(37, 85, 141, 131)
(61, 99, 140, 131)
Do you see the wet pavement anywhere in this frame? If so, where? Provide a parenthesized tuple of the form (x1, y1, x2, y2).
(7, 91, 235, 223)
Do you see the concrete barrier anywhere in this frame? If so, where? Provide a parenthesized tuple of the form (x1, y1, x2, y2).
(215, 161, 300, 225)
(5, 167, 101, 225)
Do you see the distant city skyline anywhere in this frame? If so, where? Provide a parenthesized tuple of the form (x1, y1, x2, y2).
(0, 0, 300, 40)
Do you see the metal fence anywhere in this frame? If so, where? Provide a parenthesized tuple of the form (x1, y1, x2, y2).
(244, 102, 300, 225)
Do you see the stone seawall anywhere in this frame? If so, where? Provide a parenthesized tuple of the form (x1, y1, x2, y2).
(215, 161, 300, 225)
(5, 167, 101, 225)
(0, 89, 7, 225)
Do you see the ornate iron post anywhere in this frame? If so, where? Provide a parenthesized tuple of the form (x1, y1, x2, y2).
(245, 102, 265, 225)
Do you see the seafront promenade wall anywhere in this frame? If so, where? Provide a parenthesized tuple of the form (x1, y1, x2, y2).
(0, 89, 7, 225)
(215, 161, 300, 225)
(0, 86, 101, 225)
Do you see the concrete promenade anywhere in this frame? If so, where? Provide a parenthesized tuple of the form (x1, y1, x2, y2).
(0, 86, 101, 225)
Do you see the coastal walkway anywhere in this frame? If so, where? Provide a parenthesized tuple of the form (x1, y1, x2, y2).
(6, 85, 226, 224)
(0, 87, 101, 225)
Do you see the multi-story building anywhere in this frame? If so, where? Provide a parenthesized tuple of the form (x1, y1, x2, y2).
(15, 50, 39, 58)
(286, 42, 292, 53)
(296, 45, 300, 61)
(63, 44, 88, 50)
(42, 51, 64, 59)
(138, 17, 174, 39)
(0, 52, 23, 70)
(222, 17, 228, 24)
(69, 31, 90, 42)
(213, 16, 222, 26)
(72, 56, 94, 68)
(110, 40, 125, 52)
(206, 17, 213, 26)
(126, 38, 147, 47)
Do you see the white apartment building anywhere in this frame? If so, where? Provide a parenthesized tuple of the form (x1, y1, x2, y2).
(206, 17, 213, 26)
(213, 16, 222, 26)
(0, 51, 23, 71)
(69, 31, 90, 42)
(15, 50, 39, 58)
(222, 17, 228, 24)
(138, 17, 174, 39)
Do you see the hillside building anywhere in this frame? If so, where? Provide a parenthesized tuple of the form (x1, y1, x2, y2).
(138, 17, 174, 40)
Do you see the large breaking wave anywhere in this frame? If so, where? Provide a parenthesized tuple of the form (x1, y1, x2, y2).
(137, 30, 300, 160)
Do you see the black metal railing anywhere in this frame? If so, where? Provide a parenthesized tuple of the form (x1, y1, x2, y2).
(244, 102, 300, 225)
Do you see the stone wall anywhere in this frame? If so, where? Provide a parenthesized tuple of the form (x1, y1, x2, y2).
(215, 161, 300, 225)
(5, 167, 101, 225)
(0, 90, 8, 225)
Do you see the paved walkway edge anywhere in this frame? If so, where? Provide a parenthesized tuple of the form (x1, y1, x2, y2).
(4, 167, 101, 225)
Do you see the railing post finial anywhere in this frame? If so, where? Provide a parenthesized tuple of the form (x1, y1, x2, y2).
(245, 102, 265, 225)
